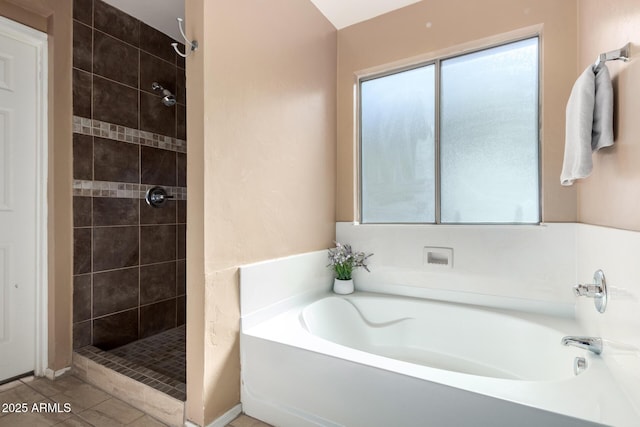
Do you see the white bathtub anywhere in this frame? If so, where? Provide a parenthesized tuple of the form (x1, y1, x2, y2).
(241, 292, 639, 427)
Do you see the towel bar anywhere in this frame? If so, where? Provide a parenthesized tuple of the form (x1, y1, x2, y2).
(593, 42, 630, 72)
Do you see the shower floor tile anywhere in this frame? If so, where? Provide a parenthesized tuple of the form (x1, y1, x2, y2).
(76, 325, 186, 401)
(110, 325, 186, 384)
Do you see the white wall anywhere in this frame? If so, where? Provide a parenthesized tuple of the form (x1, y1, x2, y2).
(576, 224, 640, 414)
(239, 251, 333, 329)
(336, 222, 577, 315)
(576, 225, 640, 348)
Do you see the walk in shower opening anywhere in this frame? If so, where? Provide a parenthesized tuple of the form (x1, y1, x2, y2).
(71, 0, 187, 401)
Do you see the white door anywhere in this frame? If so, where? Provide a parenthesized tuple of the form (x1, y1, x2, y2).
(0, 17, 47, 382)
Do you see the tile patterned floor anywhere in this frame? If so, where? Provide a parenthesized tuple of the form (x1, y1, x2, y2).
(0, 374, 167, 426)
(226, 414, 272, 427)
(110, 326, 186, 384)
(76, 326, 186, 401)
(0, 374, 271, 427)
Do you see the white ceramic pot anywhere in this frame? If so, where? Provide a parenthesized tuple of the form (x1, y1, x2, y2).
(333, 278, 354, 295)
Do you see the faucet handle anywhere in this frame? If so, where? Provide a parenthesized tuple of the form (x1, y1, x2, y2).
(145, 186, 173, 208)
(573, 283, 603, 297)
(572, 270, 608, 313)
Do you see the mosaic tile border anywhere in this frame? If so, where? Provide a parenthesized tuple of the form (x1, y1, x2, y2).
(75, 344, 186, 401)
(73, 179, 187, 200)
(73, 115, 186, 153)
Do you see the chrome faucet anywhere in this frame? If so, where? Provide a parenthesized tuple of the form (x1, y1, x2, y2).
(561, 336, 603, 355)
(573, 269, 608, 313)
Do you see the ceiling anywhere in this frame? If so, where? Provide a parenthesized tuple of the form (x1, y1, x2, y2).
(102, 0, 422, 40)
(309, 0, 422, 29)
(102, 0, 185, 41)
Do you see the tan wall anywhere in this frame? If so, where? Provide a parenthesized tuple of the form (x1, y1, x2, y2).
(336, 0, 578, 222)
(1, 0, 73, 371)
(185, 0, 337, 424)
(576, 0, 640, 230)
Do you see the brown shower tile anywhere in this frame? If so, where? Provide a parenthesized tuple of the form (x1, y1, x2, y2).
(177, 200, 186, 224)
(93, 267, 139, 317)
(73, 274, 92, 322)
(74, 228, 92, 275)
(93, 226, 139, 271)
(140, 51, 176, 96)
(140, 92, 176, 138)
(177, 296, 185, 326)
(140, 261, 176, 305)
(176, 104, 186, 141)
(140, 300, 176, 338)
(74, 196, 92, 227)
(73, 20, 92, 72)
(93, 137, 139, 183)
(73, 0, 93, 26)
(140, 225, 176, 265)
(176, 44, 185, 69)
(177, 224, 186, 260)
(73, 68, 92, 118)
(176, 260, 185, 296)
(140, 199, 176, 224)
(73, 320, 92, 349)
(139, 22, 175, 63)
(93, 309, 139, 350)
(141, 146, 176, 186)
(93, 197, 139, 226)
(94, 0, 139, 47)
(176, 152, 186, 187)
(93, 76, 138, 128)
(73, 133, 93, 180)
(93, 30, 139, 87)
(176, 70, 185, 105)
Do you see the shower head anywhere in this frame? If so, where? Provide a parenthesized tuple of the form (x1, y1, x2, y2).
(151, 82, 177, 107)
(162, 94, 177, 107)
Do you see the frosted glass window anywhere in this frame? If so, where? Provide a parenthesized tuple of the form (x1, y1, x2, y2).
(360, 65, 435, 223)
(359, 37, 539, 224)
(440, 38, 539, 223)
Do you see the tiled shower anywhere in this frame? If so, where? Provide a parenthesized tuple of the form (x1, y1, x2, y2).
(71, 0, 187, 400)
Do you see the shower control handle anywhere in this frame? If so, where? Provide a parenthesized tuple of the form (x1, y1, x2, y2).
(145, 186, 173, 208)
(572, 269, 608, 313)
(573, 283, 602, 298)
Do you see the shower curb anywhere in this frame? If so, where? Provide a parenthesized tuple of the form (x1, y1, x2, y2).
(72, 350, 184, 427)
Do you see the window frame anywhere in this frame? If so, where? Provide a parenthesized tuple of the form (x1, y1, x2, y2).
(357, 35, 542, 225)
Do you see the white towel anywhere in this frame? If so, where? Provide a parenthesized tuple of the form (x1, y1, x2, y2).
(560, 64, 614, 186)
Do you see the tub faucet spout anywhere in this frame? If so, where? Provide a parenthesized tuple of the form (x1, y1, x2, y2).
(561, 336, 602, 355)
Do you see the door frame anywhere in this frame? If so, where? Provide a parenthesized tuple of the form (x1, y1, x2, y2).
(0, 16, 48, 377)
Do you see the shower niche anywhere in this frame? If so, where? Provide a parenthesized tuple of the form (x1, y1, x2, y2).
(71, 0, 187, 402)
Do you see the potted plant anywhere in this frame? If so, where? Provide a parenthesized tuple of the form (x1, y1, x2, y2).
(327, 242, 373, 294)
